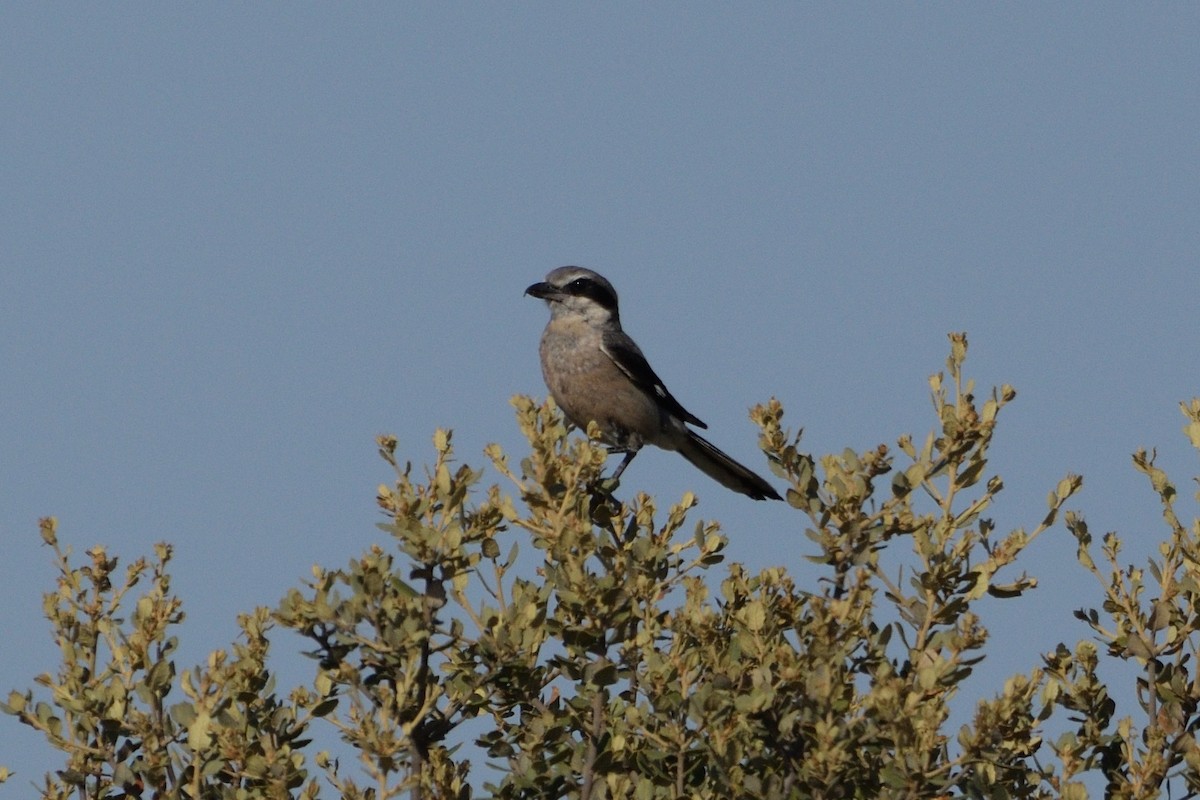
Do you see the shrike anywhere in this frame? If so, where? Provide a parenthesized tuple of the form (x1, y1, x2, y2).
(525, 266, 782, 501)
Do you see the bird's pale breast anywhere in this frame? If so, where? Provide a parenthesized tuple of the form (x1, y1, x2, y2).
(539, 319, 669, 450)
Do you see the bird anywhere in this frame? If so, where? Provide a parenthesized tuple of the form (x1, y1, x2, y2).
(525, 266, 782, 501)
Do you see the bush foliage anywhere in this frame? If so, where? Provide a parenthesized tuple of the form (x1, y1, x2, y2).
(5, 334, 1200, 798)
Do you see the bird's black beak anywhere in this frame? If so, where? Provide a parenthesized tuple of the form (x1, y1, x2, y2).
(525, 281, 556, 299)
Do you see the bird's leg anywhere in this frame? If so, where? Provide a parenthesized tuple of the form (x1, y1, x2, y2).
(595, 440, 640, 499)
(592, 449, 635, 509)
(604, 432, 642, 485)
(608, 448, 638, 483)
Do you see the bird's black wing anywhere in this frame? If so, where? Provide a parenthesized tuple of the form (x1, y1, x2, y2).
(601, 332, 708, 429)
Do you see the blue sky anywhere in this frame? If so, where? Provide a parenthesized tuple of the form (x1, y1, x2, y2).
(3, 4, 1198, 790)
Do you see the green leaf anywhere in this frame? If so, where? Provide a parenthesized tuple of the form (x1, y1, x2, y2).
(481, 538, 501, 559)
(2, 691, 26, 715)
(170, 702, 197, 727)
(311, 698, 338, 718)
(187, 711, 213, 751)
(743, 601, 766, 632)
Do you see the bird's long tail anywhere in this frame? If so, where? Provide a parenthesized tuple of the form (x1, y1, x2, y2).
(677, 430, 782, 501)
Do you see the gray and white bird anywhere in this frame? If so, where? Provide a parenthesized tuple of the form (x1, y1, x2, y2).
(525, 266, 781, 501)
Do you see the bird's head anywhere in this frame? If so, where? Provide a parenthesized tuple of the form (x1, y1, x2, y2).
(525, 266, 621, 326)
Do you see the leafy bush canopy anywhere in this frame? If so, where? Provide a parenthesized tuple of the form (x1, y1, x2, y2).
(6, 334, 1200, 799)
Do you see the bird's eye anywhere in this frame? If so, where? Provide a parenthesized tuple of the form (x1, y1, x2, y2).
(560, 274, 617, 310)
